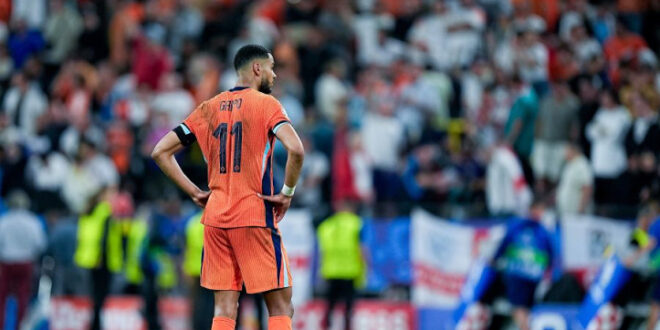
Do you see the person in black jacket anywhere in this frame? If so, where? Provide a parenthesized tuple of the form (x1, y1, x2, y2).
(625, 92, 660, 204)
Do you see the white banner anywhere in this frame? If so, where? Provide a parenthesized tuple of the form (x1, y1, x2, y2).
(411, 209, 505, 308)
(279, 209, 314, 307)
(560, 215, 633, 272)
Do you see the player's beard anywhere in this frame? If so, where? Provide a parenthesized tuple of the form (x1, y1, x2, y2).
(258, 76, 272, 94)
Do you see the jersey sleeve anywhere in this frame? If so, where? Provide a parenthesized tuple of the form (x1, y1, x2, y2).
(174, 101, 206, 146)
(263, 96, 291, 134)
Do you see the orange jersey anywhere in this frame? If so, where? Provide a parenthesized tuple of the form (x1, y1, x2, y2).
(178, 87, 290, 228)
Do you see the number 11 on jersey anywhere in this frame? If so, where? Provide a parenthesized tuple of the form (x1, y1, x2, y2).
(213, 121, 243, 173)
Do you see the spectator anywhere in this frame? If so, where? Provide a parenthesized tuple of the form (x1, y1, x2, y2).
(586, 89, 631, 205)
(504, 74, 539, 186)
(574, 76, 600, 157)
(0, 190, 47, 329)
(0, 129, 28, 198)
(77, 3, 108, 64)
(74, 189, 127, 330)
(515, 27, 549, 96)
(556, 142, 594, 217)
(151, 73, 195, 128)
(7, 20, 44, 69)
(591, 3, 617, 44)
(47, 211, 82, 296)
(605, 19, 649, 64)
(485, 142, 532, 217)
(132, 23, 173, 91)
(568, 25, 602, 67)
(397, 60, 443, 144)
(315, 58, 350, 123)
(317, 200, 365, 330)
(617, 0, 646, 34)
(11, 0, 46, 29)
(491, 198, 554, 330)
(402, 143, 458, 204)
(25, 142, 69, 212)
(61, 139, 117, 214)
(43, 0, 83, 66)
(623, 204, 660, 329)
(183, 212, 214, 330)
(532, 80, 579, 192)
(604, 19, 648, 83)
(361, 92, 405, 203)
(294, 135, 330, 208)
(353, 5, 404, 68)
(167, 1, 203, 67)
(625, 92, 660, 202)
(2, 71, 47, 139)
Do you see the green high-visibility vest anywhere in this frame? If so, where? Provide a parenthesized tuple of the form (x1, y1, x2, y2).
(183, 212, 204, 277)
(125, 220, 148, 284)
(317, 211, 363, 280)
(74, 202, 123, 272)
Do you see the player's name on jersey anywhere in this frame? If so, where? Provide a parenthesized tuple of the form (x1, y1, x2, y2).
(220, 98, 243, 112)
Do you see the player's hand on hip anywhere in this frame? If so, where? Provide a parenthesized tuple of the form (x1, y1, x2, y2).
(191, 189, 211, 208)
(258, 193, 292, 223)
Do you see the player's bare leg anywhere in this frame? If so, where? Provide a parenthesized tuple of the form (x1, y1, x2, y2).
(648, 302, 660, 330)
(211, 290, 241, 330)
(512, 307, 530, 330)
(263, 287, 294, 330)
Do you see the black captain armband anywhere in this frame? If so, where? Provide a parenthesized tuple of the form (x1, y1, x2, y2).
(173, 123, 197, 146)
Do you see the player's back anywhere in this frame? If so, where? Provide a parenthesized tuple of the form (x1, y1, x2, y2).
(182, 87, 290, 229)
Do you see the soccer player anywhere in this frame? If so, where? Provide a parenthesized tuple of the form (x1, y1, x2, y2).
(151, 44, 304, 330)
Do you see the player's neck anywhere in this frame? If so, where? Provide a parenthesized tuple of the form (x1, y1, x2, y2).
(235, 77, 258, 91)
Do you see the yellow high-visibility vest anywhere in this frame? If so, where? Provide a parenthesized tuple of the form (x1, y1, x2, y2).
(183, 212, 204, 277)
(125, 219, 148, 284)
(74, 202, 123, 272)
(317, 211, 364, 280)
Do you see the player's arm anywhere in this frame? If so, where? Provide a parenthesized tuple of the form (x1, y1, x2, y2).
(151, 131, 210, 208)
(259, 124, 304, 222)
(277, 124, 305, 188)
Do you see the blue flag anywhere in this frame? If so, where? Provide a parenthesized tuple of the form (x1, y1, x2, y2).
(453, 260, 497, 324)
(578, 255, 631, 327)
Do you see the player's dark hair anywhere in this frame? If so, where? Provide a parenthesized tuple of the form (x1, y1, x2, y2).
(234, 44, 271, 71)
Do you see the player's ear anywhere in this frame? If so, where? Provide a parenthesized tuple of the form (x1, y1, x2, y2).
(252, 61, 261, 77)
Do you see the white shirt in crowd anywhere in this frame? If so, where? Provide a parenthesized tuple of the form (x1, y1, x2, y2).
(361, 112, 404, 171)
(351, 148, 374, 200)
(26, 151, 71, 191)
(586, 106, 631, 178)
(408, 6, 485, 70)
(151, 88, 195, 129)
(516, 42, 548, 84)
(0, 209, 47, 263)
(315, 73, 349, 122)
(3, 83, 47, 139)
(61, 164, 102, 215)
(61, 153, 118, 214)
(557, 155, 594, 217)
(353, 13, 406, 67)
(486, 146, 532, 216)
(12, 0, 47, 29)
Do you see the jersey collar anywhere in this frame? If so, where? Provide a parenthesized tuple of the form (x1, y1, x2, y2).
(229, 86, 249, 92)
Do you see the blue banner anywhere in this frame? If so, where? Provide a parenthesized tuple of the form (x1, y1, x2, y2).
(362, 217, 412, 291)
(453, 261, 496, 324)
(577, 255, 631, 327)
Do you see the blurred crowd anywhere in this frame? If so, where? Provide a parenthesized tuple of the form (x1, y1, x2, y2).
(2, 0, 660, 221)
(2, 0, 660, 327)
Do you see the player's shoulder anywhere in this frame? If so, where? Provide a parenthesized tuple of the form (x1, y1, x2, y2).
(245, 90, 280, 105)
(207, 91, 233, 104)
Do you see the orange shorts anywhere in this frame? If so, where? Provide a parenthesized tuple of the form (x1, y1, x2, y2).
(200, 226, 292, 294)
